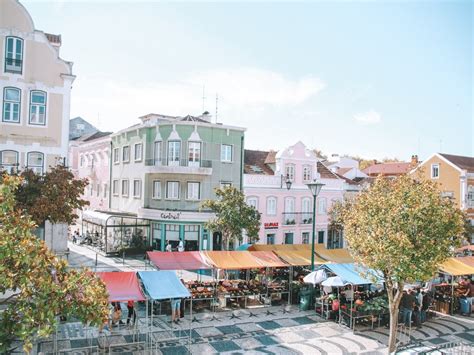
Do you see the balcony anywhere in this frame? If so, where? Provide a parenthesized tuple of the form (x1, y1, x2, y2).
(5, 58, 22, 74)
(144, 158, 212, 175)
(282, 212, 314, 226)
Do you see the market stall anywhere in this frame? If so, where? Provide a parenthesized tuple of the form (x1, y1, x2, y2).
(97, 271, 146, 302)
(147, 251, 211, 270)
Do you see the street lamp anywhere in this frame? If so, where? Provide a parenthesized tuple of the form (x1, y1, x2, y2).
(281, 174, 292, 190)
(306, 180, 325, 271)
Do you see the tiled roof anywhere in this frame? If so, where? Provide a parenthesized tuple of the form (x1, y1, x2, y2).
(439, 153, 474, 173)
(180, 115, 209, 123)
(363, 162, 411, 176)
(334, 172, 359, 185)
(264, 151, 277, 164)
(336, 167, 352, 175)
(317, 161, 339, 180)
(72, 131, 112, 142)
(244, 150, 274, 175)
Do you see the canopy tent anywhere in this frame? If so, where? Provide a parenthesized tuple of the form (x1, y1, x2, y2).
(236, 243, 252, 251)
(274, 249, 324, 266)
(248, 244, 309, 252)
(316, 246, 354, 263)
(147, 251, 211, 270)
(303, 269, 328, 285)
(317, 263, 383, 285)
(202, 251, 264, 269)
(250, 251, 289, 268)
(97, 271, 146, 302)
(456, 245, 474, 253)
(439, 258, 474, 276)
(322, 276, 348, 287)
(457, 256, 474, 268)
(138, 271, 190, 300)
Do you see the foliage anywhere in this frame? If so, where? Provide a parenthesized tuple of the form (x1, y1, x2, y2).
(13, 165, 89, 226)
(0, 175, 108, 353)
(339, 174, 465, 352)
(313, 149, 327, 160)
(358, 296, 389, 313)
(202, 186, 261, 249)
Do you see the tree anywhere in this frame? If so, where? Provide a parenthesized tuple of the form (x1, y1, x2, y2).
(337, 174, 465, 353)
(0, 175, 109, 353)
(202, 186, 261, 249)
(14, 165, 89, 226)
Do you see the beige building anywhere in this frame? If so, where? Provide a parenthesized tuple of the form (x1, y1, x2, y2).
(0, 0, 75, 174)
(411, 153, 474, 243)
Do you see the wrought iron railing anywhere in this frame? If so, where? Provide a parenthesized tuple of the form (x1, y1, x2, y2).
(144, 158, 212, 168)
(5, 58, 22, 73)
(282, 212, 313, 226)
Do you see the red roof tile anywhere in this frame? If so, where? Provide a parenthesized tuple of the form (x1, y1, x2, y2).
(244, 150, 274, 175)
(362, 162, 411, 176)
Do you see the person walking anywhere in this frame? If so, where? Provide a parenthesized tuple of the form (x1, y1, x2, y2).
(165, 241, 172, 252)
(126, 300, 136, 326)
(400, 290, 415, 327)
(421, 291, 431, 323)
(178, 240, 184, 252)
(171, 298, 181, 324)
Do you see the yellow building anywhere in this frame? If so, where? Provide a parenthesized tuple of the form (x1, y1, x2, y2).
(411, 153, 474, 243)
(0, 0, 75, 174)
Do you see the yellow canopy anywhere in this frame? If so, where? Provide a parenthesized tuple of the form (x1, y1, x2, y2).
(316, 245, 354, 263)
(201, 251, 265, 269)
(456, 256, 474, 268)
(439, 257, 474, 276)
(274, 249, 324, 266)
(249, 244, 309, 252)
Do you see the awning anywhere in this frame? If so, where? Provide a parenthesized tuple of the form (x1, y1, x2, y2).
(249, 244, 310, 252)
(202, 251, 264, 269)
(274, 249, 324, 266)
(456, 245, 474, 252)
(316, 246, 354, 263)
(138, 271, 190, 300)
(250, 251, 289, 268)
(439, 257, 474, 276)
(236, 243, 252, 251)
(97, 271, 146, 302)
(147, 251, 211, 270)
(318, 263, 382, 285)
(457, 256, 474, 268)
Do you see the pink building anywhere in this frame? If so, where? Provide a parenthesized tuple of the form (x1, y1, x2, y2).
(69, 132, 111, 211)
(243, 142, 360, 248)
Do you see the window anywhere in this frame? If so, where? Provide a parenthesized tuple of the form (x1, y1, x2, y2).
(285, 164, 295, 181)
(152, 180, 161, 199)
(113, 148, 120, 164)
(220, 181, 232, 188)
(187, 182, 200, 200)
(166, 181, 180, 199)
(121, 179, 129, 197)
(96, 184, 100, 197)
(302, 232, 310, 244)
(266, 234, 275, 245)
(0, 150, 18, 174)
(167, 141, 181, 166)
(303, 165, 312, 181)
(467, 186, 474, 208)
(318, 197, 327, 214)
(27, 152, 44, 174)
(318, 231, 325, 244)
(284, 232, 294, 244)
(188, 142, 201, 167)
(112, 180, 119, 196)
(302, 197, 312, 223)
(4, 37, 23, 74)
(133, 179, 141, 198)
(80, 155, 85, 167)
(266, 197, 277, 216)
(221, 144, 232, 162)
(134, 143, 142, 162)
(247, 197, 258, 209)
(154, 141, 162, 165)
(103, 183, 108, 198)
(284, 197, 295, 225)
(122, 146, 130, 163)
(90, 184, 93, 196)
(3, 87, 21, 123)
(29, 91, 46, 125)
(431, 164, 439, 179)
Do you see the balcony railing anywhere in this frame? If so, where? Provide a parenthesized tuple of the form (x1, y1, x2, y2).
(282, 212, 314, 226)
(145, 158, 212, 168)
(5, 58, 22, 74)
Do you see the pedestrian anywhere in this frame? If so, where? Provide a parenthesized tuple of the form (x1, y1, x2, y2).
(111, 302, 124, 327)
(171, 298, 181, 324)
(126, 300, 136, 326)
(178, 240, 184, 252)
(72, 230, 77, 244)
(400, 290, 415, 327)
(421, 291, 431, 322)
(165, 241, 172, 252)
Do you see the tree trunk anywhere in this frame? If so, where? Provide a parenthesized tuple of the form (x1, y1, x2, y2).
(385, 279, 403, 354)
(387, 306, 399, 353)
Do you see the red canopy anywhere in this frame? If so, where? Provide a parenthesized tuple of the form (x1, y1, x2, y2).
(97, 272, 146, 302)
(147, 251, 211, 270)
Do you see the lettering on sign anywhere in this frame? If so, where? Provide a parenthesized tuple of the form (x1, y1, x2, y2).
(160, 212, 181, 220)
(264, 222, 279, 229)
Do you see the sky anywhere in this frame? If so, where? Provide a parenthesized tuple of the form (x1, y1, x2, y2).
(24, 0, 473, 160)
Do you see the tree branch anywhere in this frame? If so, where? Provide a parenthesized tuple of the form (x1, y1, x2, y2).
(0, 292, 20, 305)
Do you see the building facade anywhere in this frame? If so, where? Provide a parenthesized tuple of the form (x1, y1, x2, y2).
(109, 113, 245, 251)
(411, 153, 474, 243)
(243, 142, 360, 248)
(0, 0, 75, 174)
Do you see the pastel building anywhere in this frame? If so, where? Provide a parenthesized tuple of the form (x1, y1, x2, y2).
(244, 142, 360, 248)
(0, 0, 75, 174)
(110, 113, 245, 252)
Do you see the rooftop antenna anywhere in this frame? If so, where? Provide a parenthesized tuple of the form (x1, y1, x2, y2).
(202, 85, 206, 113)
(215, 93, 218, 123)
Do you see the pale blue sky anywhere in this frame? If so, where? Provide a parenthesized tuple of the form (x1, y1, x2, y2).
(24, 0, 473, 160)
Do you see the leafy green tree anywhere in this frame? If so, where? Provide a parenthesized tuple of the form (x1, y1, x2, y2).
(338, 174, 465, 353)
(0, 175, 108, 353)
(13, 164, 89, 226)
(202, 186, 261, 249)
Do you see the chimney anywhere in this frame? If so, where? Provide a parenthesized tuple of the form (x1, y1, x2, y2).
(411, 155, 419, 167)
(373, 159, 378, 165)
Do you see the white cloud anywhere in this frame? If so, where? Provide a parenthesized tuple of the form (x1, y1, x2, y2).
(70, 68, 325, 131)
(353, 109, 381, 125)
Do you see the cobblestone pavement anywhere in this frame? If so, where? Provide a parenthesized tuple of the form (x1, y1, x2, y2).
(33, 302, 474, 355)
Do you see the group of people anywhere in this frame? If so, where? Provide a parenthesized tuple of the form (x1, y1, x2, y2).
(100, 301, 137, 332)
(400, 288, 431, 329)
(165, 240, 184, 252)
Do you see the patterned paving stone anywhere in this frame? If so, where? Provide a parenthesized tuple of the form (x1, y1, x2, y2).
(160, 345, 189, 355)
(188, 342, 217, 354)
(428, 337, 449, 345)
(456, 332, 474, 343)
(295, 329, 319, 340)
(284, 342, 326, 354)
(195, 327, 224, 338)
(236, 322, 262, 332)
(217, 325, 244, 335)
(273, 331, 305, 344)
(255, 335, 280, 346)
(291, 316, 315, 325)
(273, 318, 300, 328)
(210, 340, 241, 352)
(312, 326, 340, 337)
(232, 337, 265, 350)
(256, 321, 281, 330)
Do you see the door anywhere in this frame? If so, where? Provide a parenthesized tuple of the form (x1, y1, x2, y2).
(154, 141, 162, 165)
(301, 197, 312, 224)
(188, 142, 201, 167)
(167, 141, 181, 166)
(284, 232, 294, 244)
(284, 198, 295, 224)
(212, 231, 222, 250)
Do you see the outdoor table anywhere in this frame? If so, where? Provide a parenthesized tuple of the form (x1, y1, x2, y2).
(315, 298, 331, 319)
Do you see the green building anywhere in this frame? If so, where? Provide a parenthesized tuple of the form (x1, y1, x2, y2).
(109, 113, 245, 251)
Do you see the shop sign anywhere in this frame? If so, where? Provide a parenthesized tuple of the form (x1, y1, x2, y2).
(160, 212, 181, 220)
(264, 222, 278, 229)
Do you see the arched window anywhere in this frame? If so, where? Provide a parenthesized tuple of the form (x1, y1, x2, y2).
(301, 197, 312, 224)
(0, 150, 19, 174)
(29, 90, 47, 125)
(318, 197, 327, 215)
(3, 87, 21, 123)
(27, 152, 44, 175)
(4, 37, 23, 74)
(247, 197, 258, 209)
(266, 197, 277, 216)
(284, 197, 295, 225)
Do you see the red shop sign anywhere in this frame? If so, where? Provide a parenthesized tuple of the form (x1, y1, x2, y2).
(264, 222, 279, 229)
